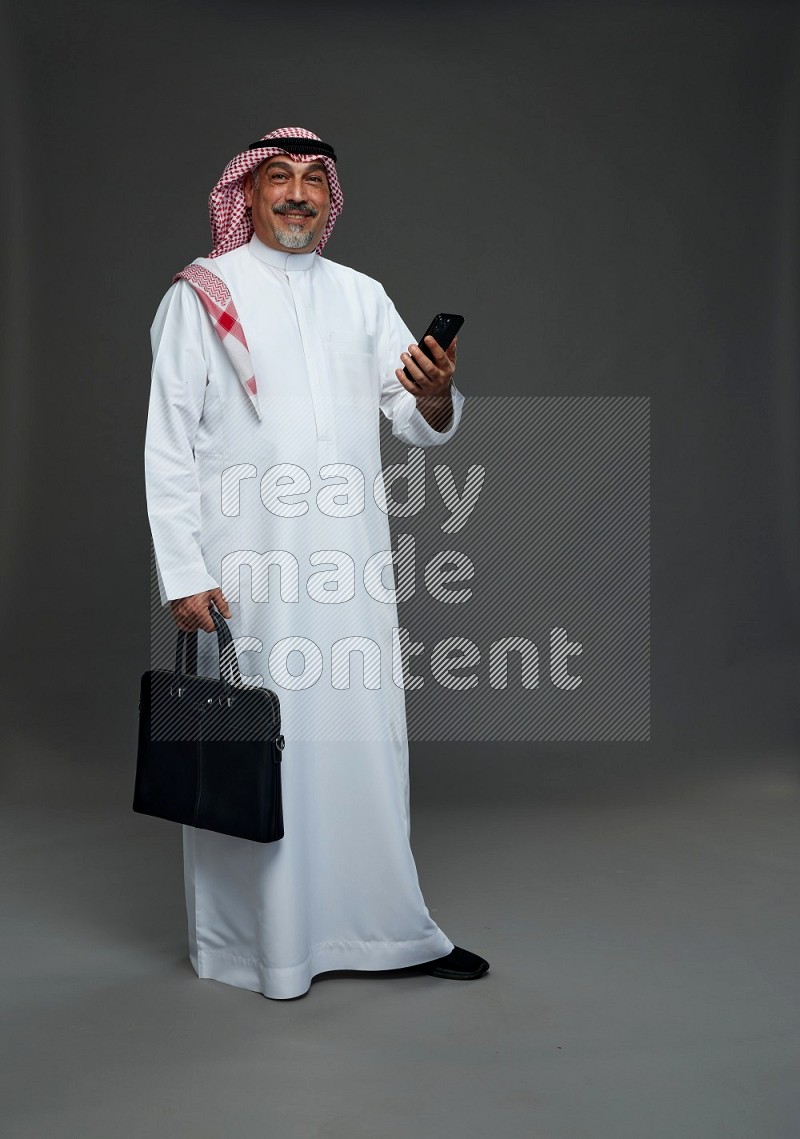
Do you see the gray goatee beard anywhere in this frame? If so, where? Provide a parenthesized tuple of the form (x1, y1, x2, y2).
(272, 223, 317, 249)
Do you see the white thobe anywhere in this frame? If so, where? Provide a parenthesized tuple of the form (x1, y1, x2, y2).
(145, 233, 465, 999)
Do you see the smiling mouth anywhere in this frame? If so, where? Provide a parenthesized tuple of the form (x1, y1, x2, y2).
(275, 208, 315, 220)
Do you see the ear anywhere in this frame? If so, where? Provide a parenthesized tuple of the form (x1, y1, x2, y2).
(242, 172, 254, 207)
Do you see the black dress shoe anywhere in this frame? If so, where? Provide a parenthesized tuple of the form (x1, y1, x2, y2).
(420, 946, 489, 979)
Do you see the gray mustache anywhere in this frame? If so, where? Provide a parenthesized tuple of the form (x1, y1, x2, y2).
(273, 203, 318, 217)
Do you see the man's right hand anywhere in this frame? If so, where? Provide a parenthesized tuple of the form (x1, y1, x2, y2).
(169, 588, 232, 633)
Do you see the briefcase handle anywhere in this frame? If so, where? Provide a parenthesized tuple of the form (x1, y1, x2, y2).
(174, 608, 244, 688)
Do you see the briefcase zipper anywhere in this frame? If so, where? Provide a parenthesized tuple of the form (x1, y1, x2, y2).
(217, 687, 281, 735)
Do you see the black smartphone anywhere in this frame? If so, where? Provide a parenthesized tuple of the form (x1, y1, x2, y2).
(403, 312, 464, 384)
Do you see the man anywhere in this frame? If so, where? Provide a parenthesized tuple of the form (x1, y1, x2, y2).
(144, 126, 488, 1000)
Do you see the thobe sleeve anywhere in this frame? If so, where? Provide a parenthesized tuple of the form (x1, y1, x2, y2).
(377, 292, 466, 447)
(144, 280, 220, 607)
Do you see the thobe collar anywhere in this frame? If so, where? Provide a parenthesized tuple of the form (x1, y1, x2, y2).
(248, 233, 318, 272)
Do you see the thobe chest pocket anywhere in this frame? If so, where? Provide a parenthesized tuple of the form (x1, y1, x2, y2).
(326, 333, 377, 407)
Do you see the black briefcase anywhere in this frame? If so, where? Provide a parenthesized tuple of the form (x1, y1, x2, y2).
(133, 609, 285, 842)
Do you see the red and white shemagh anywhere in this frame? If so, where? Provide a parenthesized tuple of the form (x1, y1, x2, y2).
(172, 126, 343, 419)
(173, 263, 261, 416)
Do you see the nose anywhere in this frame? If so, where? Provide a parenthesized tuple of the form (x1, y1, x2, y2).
(286, 175, 308, 202)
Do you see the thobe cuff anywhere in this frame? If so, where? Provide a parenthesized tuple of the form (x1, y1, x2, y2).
(391, 383, 465, 447)
(152, 549, 219, 608)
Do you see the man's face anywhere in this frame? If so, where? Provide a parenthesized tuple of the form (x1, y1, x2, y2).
(243, 156, 331, 253)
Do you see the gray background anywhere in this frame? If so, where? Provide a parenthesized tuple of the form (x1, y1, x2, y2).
(2, 2, 799, 1137)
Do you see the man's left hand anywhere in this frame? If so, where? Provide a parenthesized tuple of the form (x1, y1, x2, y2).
(395, 335, 457, 432)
